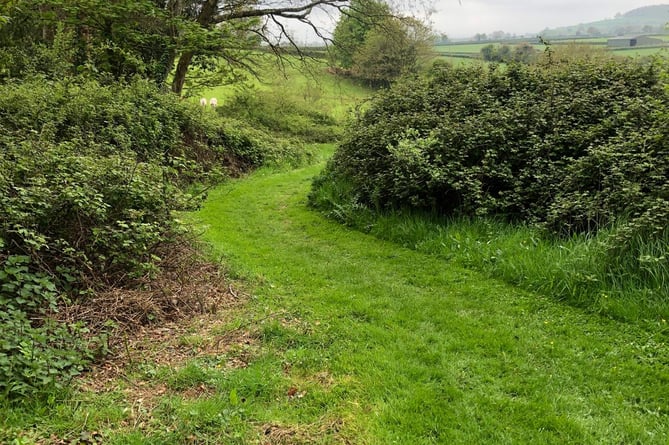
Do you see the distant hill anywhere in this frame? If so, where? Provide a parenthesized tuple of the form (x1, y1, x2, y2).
(540, 4, 669, 38)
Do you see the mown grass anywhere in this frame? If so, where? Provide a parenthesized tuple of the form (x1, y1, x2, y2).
(189, 157, 669, 443)
(3, 148, 669, 443)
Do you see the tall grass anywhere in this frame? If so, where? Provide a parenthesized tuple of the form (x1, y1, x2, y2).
(310, 180, 669, 322)
(375, 214, 668, 322)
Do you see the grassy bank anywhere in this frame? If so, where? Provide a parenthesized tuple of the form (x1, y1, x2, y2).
(307, 198, 669, 323)
(196, 55, 372, 121)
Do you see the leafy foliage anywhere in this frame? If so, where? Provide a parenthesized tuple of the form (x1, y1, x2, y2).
(221, 87, 341, 144)
(0, 73, 303, 397)
(0, 252, 95, 397)
(332, 0, 434, 86)
(0, 0, 177, 82)
(312, 57, 668, 253)
(0, 0, 363, 95)
(332, 0, 391, 69)
(480, 43, 537, 63)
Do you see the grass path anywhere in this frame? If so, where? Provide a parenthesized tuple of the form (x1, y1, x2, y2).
(190, 157, 669, 444)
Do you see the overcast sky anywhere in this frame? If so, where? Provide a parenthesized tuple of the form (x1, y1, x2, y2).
(431, 1, 669, 37)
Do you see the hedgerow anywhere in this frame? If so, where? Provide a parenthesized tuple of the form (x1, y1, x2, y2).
(0, 76, 303, 397)
(313, 58, 668, 235)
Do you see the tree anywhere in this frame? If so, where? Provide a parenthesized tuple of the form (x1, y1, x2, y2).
(331, 1, 433, 85)
(0, 0, 180, 82)
(480, 43, 535, 64)
(352, 16, 433, 86)
(587, 26, 601, 36)
(491, 30, 505, 41)
(480, 44, 495, 61)
(2, 0, 433, 94)
(168, 0, 434, 95)
(512, 42, 536, 63)
(331, 0, 391, 69)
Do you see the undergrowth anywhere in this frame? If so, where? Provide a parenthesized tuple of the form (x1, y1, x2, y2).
(0, 75, 310, 398)
(309, 178, 669, 322)
(219, 86, 343, 143)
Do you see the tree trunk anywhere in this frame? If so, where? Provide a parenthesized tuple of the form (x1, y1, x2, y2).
(169, 0, 218, 96)
(171, 51, 193, 95)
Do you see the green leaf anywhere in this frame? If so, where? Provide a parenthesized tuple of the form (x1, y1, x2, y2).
(229, 388, 239, 406)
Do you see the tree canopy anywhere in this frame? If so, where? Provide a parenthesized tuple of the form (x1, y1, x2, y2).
(2, 0, 430, 95)
(331, 0, 434, 86)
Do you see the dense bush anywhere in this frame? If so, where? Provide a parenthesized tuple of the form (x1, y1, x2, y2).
(313, 58, 668, 235)
(0, 76, 304, 396)
(221, 87, 341, 143)
(480, 43, 537, 63)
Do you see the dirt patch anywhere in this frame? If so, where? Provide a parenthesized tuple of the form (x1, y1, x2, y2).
(72, 241, 257, 396)
(261, 423, 310, 445)
(260, 418, 351, 445)
(60, 242, 237, 333)
(77, 314, 259, 393)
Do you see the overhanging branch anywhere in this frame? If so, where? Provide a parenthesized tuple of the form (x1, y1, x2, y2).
(213, 0, 348, 23)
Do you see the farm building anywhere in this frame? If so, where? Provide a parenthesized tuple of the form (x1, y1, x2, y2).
(607, 35, 664, 48)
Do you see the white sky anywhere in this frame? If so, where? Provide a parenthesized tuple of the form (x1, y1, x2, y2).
(431, 1, 669, 38)
(284, 1, 669, 44)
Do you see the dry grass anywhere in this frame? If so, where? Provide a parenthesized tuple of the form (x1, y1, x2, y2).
(260, 417, 351, 445)
(59, 241, 236, 333)
(66, 240, 254, 398)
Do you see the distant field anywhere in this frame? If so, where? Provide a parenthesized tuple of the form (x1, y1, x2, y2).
(435, 38, 668, 60)
(652, 34, 669, 41)
(434, 43, 492, 54)
(432, 55, 481, 66)
(613, 46, 669, 57)
(435, 42, 545, 58)
(551, 37, 609, 44)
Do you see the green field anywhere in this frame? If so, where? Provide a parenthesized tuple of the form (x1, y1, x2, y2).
(551, 37, 609, 44)
(613, 46, 669, 57)
(194, 55, 372, 121)
(434, 43, 493, 54)
(434, 42, 544, 61)
(435, 38, 668, 60)
(433, 55, 482, 66)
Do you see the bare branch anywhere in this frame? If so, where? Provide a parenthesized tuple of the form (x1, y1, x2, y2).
(213, 0, 348, 23)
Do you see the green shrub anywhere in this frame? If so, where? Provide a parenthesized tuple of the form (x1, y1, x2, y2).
(217, 118, 314, 169)
(221, 88, 342, 143)
(0, 75, 302, 397)
(311, 57, 668, 311)
(0, 251, 95, 397)
(314, 58, 668, 237)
